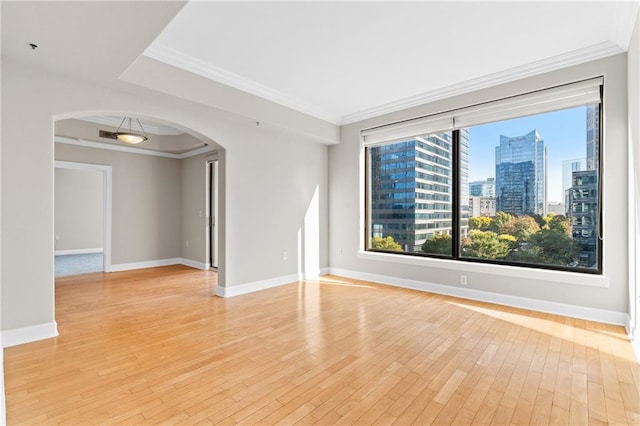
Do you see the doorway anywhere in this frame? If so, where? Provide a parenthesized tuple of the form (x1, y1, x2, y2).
(208, 159, 219, 269)
(54, 161, 112, 275)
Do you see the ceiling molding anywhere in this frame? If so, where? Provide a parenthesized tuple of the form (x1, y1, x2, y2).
(144, 43, 342, 125)
(55, 136, 215, 160)
(78, 115, 184, 136)
(610, 0, 640, 50)
(340, 41, 624, 125)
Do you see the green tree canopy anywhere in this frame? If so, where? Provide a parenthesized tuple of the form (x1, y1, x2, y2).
(371, 236, 402, 252)
(547, 214, 572, 236)
(462, 230, 511, 260)
(513, 216, 541, 242)
(469, 216, 492, 231)
(489, 211, 516, 235)
(422, 234, 452, 256)
(528, 227, 580, 265)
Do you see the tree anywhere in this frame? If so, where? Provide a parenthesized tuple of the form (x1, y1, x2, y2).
(489, 211, 516, 235)
(513, 216, 541, 242)
(371, 236, 402, 252)
(469, 216, 492, 231)
(547, 214, 572, 236)
(422, 234, 452, 255)
(528, 227, 580, 265)
(461, 230, 511, 260)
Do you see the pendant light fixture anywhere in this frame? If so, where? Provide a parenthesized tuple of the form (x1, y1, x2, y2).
(114, 117, 148, 144)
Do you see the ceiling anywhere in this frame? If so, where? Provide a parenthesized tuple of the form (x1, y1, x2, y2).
(144, 1, 640, 125)
(3, 1, 639, 141)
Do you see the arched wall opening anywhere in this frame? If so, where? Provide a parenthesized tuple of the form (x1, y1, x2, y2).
(54, 111, 224, 279)
(2, 61, 329, 348)
(52, 110, 226, 318)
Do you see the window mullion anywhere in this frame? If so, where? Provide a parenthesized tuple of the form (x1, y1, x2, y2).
(452, 130, 460, 259)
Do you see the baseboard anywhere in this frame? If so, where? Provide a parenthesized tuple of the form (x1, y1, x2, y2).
(216, 273, 300, 298)
(297, 267, 331, 280)
(55, 248, 103, 256)
(2, 321, 59, 348)
(110, 258, 182, 272)
(328, 267, 628, 327)
(181, 258, 209, 270)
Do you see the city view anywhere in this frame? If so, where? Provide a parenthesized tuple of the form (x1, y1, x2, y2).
(368, 104, 600, 271)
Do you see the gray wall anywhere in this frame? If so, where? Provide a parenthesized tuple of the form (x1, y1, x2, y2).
(1, 58, 329, 332)
(54, 168, 103, 252)
(181, 153, 208, 264)
(628, 11, 640, 339)
(55, 144, 182, 265)
(329, 54, 630, 315)
(0, 0, 5, 421)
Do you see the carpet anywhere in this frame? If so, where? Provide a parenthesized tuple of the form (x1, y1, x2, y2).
(55, 253, 103, 277)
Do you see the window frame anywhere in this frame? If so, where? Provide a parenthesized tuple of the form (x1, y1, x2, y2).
(362, 78, 604, 277)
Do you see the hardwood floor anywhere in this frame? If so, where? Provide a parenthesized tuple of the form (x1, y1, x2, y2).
(4, 266, 639, 425)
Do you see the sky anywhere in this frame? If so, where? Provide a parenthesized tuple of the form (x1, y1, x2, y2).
(467, 105, 588, 203)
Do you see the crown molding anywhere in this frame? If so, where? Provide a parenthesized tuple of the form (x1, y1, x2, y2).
(610, 0, 640, 50)
(55, 136, 215, 160)
(78, 115, 184, 136)
(341, 41, 624, 125)
(145, 39, 625, 128)
(143, 43, 342, 125)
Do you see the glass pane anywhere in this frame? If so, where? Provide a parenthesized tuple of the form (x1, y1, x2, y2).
(368, 133, 454, 256)
(462, 105, 600, 271)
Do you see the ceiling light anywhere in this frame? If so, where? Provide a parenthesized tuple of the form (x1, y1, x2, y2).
(114, 117, 148, 145)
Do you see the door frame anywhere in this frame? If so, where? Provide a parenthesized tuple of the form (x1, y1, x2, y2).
(54, 160, 113, 272)
(207, 158, 219, 269)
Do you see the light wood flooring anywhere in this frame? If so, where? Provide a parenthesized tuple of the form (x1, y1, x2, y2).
(4, 266, 640, 425)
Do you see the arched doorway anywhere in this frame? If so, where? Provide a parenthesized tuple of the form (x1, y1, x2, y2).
(53, 113, 223, 281)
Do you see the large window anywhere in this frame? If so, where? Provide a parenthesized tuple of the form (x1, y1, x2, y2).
(365, 78, 603, 274)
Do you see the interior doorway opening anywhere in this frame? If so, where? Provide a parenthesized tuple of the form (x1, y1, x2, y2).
(54, 161, 113, 275)
(207, 158, 219, 269)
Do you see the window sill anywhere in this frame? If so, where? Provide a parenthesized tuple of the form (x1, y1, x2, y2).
(357, 251, 609, 288)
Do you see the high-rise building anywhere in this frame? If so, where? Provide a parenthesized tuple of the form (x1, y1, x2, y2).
(586, 104, 599, 171)
(370, 130, 469, 252)
(495, 130, 547, 216)
(469, 177, 495, 197)
(570, 170, 598, 266)
(568, 105, 600, 267)
(562, 158, 586, 212)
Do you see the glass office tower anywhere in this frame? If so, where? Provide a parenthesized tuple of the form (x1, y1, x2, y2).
(495, 130, 547, 216)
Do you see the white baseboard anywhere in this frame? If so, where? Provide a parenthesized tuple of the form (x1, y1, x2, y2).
(55, 248, 103, 256)
(297, 267, 331, 280)
(329, 267, 629, 327)
(181, 258, 209, 270)
(110, 257, 213, 272)
(216, 273, 300, 298)
(2, 321, 59, 348)
(110, 258, 182, 272)
(216, 267, 331, 297)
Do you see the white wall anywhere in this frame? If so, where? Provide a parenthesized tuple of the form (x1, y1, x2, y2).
(54, 168, 103, 252)
(330, 54, 629, 322)
(1, 58, 329, 338)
